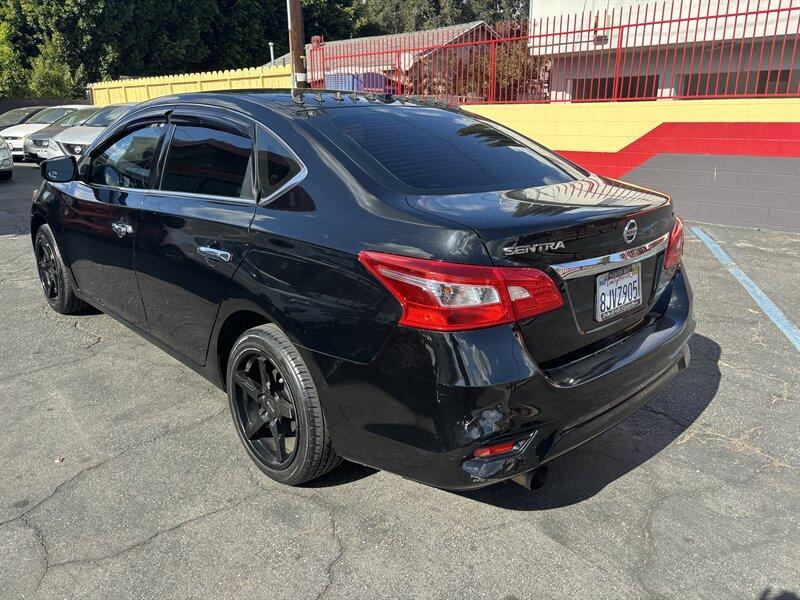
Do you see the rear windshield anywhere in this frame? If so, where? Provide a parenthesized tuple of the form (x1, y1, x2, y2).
(84, 105, 132, 128)
(28, 107, 78, 125)
(327, 106, 577, 192)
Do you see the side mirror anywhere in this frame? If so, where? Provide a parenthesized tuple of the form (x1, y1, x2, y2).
(41, 156, 77, 183)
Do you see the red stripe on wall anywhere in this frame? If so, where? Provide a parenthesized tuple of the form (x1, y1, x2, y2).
(558, 122, 800, 178)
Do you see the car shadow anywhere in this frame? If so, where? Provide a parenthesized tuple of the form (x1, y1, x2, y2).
(301, 460, 379, 488)
(459, 333, 721, 510)
(760, 589, 800, 600)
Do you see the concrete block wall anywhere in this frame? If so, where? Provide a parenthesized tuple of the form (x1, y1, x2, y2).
(625, 154, 799, 232)
(467, 99, 800, 233)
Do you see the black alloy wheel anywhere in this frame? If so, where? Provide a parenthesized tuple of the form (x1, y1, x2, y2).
(33, 224, 87, 314)
(36, 235, 60, 301)
(227, 324, 341, 485)
(231, 351, 299, 468)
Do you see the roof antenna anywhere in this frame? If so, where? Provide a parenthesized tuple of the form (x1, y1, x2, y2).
(292, 92, 305, 105)
(313, 91, 324, 102)
(349, 91, 359, 102)
(333, 91, 344, 102)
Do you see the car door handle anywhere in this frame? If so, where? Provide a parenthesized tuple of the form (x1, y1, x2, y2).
(111, 221, 133, 238)
(197, 246, 232, 262)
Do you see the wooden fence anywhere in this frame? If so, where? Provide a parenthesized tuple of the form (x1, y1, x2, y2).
(89, 65, 293, 105)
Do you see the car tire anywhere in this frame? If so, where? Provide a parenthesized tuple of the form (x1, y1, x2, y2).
(34, 224, 88, 314)
(0, 171, 11, 180)
(227, 323, 342, 485)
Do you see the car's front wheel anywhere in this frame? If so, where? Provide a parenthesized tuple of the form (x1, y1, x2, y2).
(227, 324, 341, 485)
(34, 224, 87, 314)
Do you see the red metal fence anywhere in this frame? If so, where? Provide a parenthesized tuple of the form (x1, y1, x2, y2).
(308, 0, 800, 103)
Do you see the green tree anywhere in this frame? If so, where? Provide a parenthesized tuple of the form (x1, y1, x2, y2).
(465, 0, 528, 23)
(27, 33, 85, 97)
(209, 0, 288, 69)
(0, 20, 29, 97)
(303, 0, 362, 41)
(356, 0, 529, 36)
(1, 0, 226, 85)
(0, 0, 532, 99)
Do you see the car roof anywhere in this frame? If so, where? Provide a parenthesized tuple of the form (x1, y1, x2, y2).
(95, 102, 137, 110)
(135, 89, 446, 119)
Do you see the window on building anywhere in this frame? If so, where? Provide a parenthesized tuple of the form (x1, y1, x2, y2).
(571, 75, 659, 101)
(681, 69, 795, 97)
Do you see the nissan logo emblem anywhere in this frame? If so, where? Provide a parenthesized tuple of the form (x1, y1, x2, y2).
(623, 219, 638, 244)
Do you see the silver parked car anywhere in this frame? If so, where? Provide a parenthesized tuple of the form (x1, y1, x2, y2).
(48, 103, 136, 159)
(0, 105, 84, 159)
(0, 136, 12, 180)
(23, 106, 101, 162)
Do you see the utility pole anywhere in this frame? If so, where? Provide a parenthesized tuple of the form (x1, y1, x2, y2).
(286, 0, 308, 88)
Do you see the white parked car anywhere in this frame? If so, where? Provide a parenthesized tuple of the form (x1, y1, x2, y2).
(48, 103, 135, 159)
(0, 105, 84, 159)
(0, 136, 13, 180)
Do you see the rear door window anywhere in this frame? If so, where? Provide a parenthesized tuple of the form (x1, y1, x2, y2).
(160, 125, 253, 199)
(256, 125, 303, 197)
(328, 107, 576, 192)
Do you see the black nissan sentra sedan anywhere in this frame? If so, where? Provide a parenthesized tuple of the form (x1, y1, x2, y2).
(32, 91, 693, 490)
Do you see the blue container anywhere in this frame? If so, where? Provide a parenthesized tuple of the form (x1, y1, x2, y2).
(323, 72, 391, 92)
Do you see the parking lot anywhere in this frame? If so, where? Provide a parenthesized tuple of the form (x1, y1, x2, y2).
(1, 162, 798, 599)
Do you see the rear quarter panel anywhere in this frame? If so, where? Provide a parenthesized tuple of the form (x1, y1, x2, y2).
(229, 111, 491, 364)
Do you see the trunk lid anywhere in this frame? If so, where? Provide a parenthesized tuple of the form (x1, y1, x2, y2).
(406, 175, 676, 365)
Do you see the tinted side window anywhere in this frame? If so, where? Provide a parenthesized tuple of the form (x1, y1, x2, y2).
(256, 125, 302, 196)
(89, 124, 163, 189)
(161, 125, 253, 198)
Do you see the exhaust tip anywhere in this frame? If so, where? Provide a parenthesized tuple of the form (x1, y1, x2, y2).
(511, 465, 549, 491)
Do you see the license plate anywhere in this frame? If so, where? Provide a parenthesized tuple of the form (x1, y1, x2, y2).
(595, 263, 642, 321)
(8, 140, 21, 149)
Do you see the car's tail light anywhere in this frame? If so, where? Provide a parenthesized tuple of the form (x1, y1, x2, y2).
(358, 251, 563, 331)
(664, 216, 684, 269)
(473, 440, 517, 458)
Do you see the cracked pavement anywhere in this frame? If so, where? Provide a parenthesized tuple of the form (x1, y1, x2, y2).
(1, 163, 798, 599)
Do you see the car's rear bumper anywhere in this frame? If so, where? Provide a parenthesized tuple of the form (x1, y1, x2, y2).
(306, 266, 694, 490)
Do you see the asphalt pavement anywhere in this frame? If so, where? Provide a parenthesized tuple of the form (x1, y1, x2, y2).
(1, 162, 798, 599)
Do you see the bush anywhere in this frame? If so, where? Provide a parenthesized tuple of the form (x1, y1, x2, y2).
(27, 34, 85, 98)
(0, 21, 29, 97)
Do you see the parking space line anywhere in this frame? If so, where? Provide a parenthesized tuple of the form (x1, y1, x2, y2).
(691, 226, 800, 352)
